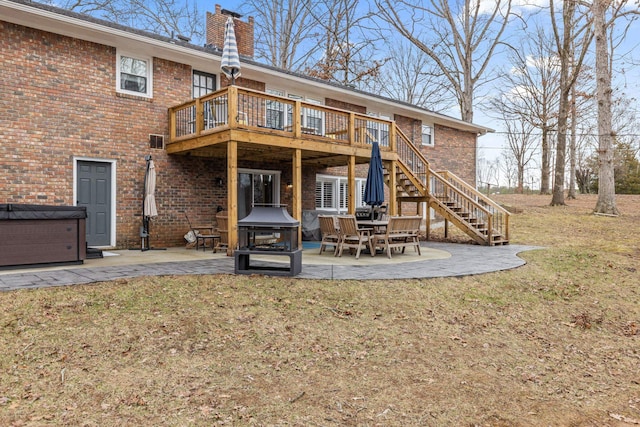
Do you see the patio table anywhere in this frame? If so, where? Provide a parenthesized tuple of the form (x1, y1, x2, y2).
(356, 219, 388, 233)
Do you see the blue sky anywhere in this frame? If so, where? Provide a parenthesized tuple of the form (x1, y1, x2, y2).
(202, 1, 640, 185)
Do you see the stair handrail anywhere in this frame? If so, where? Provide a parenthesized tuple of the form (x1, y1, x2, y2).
(392, 126, 509, 244)
(394, 126, 430, 194)
(437, 170, 510, 242)
(437, 170, 511, 216)
(429, 169, 495, 243)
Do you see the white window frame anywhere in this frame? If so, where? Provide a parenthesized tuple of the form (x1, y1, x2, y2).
(366, 112, 391, 147)
(421, 124, 433, 146)
(116, 50, 153, 98)
(316, 174, 366, 213)
(267, 88, 325, 133)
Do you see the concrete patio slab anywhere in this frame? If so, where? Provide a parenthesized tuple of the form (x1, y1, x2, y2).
(0, 242, 542, 291)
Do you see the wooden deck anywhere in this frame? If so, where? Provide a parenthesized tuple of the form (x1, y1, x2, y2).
(167, 86, 510, 252)
(167, 86, 397, 167)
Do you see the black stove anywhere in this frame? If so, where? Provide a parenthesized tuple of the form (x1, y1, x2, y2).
(234, 206, 302, 276)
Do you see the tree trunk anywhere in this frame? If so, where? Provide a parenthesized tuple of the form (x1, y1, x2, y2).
(551, 0, 574, 206)
(517, 166, 524, 194)
(461, 86, 474, 123)
(551, 94, 568, 205)
(593, 0, 619, 215)
(540, 127, 551, 194)
(568, 85, 577, 199)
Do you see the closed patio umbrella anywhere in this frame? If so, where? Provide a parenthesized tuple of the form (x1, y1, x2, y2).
(363, 141, 385, 207)
(221, 16, 241, 85)
(144, 158, 158, 219)
(141, 155, 158, 250)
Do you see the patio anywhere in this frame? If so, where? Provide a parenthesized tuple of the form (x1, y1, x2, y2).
(0, 242, 540, 291)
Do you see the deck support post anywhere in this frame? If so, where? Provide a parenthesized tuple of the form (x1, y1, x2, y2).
(292, 148, 302, 248)
(388, 160, 397, 216)
(227, 140, 238, 255)
(347, 155, 356, 214)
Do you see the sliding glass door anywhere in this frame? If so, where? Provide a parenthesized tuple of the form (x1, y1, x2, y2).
(238, 169, 281, 219)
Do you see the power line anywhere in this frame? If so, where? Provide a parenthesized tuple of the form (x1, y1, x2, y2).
(489, 130, 640, 137)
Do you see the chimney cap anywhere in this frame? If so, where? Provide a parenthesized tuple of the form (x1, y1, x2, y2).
(221, 8, 242, 19)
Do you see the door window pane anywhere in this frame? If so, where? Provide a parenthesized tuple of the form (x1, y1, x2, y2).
(238, 170, 280, 219)
(193, 71, 216, 98)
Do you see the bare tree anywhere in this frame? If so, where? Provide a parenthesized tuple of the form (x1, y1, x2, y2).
(504, 117, 538, 193)
(374, 0, 512, 122)
(493, 27, 561, 194)
(49, 0, 204, 42)
(592, 0, 639, 214)
(243, 0, 320, 71)
(568, 60, 598, 199)
(304, 0, 385, 87)
(549, 0, 593, 206)
(477, 155, 500, 193)
(366, 40, 454, 111)
(500, 148, 518, 190)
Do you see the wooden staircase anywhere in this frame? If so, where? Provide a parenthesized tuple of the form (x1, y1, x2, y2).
(390, 129, 510, 246)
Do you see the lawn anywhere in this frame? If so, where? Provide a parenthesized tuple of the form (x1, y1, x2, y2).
(1, 194, 639, 426)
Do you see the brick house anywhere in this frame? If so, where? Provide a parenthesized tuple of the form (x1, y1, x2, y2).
(1, 0, 508, 251)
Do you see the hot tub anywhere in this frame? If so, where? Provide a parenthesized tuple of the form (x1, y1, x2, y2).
(0, 204, 87, 269)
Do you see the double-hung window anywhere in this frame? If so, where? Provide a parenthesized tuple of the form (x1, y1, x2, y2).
(266, 89, 285, 130)
(117, 52, 153, 97)
(422, 125, 433, 146)
(266, 88, 324, 134)
(366, 113, 391, 147)
(303, 97, 324, 135)
(288, 95, 323, 134)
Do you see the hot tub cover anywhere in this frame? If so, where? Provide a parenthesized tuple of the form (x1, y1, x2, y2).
(0, 204, 87, 220)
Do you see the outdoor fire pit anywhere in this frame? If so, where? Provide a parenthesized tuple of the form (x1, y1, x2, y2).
(234, 205, 301, 276)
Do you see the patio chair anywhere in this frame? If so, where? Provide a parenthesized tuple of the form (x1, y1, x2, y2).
(318, 215, 340, 255)
(214, 211, 229, 253)
(336, 215, 375, 259)
(206, 99, 227, 129)
(373, 216, 422, 259)
(184, 213, 219, 252)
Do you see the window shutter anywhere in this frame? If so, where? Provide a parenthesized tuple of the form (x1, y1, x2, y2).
(339, 181, 348, 210)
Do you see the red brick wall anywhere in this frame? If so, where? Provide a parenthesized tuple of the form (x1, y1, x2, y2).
(220, 76, 264, 91)
(394, 113, 477, 185)
(394, 114, 421, 143)
(422, 124, 477, 185)
(0, 18, 478, 249)
(206, 4, 254, 58)
(0, 21, 224, 248)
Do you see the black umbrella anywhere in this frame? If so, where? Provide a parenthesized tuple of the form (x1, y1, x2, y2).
(363, 141, 385, 207)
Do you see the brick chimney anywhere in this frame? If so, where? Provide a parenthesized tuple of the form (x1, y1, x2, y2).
(206, 4, 254, 59)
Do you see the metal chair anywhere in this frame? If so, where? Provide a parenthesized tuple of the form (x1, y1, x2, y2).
(184, 213, 219, 252)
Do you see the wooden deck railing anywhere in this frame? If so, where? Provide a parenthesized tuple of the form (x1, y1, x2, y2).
(169, 86, 392, 149)
(431, 171, 510, 243)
